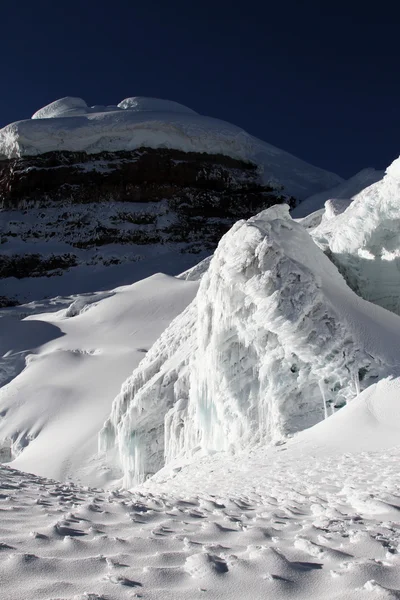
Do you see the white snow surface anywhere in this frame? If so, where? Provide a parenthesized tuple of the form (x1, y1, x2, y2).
(0, 274, 198, 484)
(32, 96, 197, 119)
(1, 374, 400, 600)
(0, 96, 343, 199)
(100, 204, 400, 486)
(292, 167, 384, 218)
(311, 155, 400, 315)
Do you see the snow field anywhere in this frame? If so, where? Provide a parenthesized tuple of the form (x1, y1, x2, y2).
(1, 417, 400, 600)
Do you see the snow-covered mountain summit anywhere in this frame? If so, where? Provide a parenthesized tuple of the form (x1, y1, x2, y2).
(31, 96, 198, 119)
(0, 96, 345, 305)
(0, 95, 342, 198)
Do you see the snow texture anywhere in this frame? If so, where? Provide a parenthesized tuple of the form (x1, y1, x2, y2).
(312, 155, 400, 315)
(100, 204, 400, 486)
(0, 96, 342, 199)
(3, 373, 400, 600)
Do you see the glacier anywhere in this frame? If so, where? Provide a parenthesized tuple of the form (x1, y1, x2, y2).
(100, 204, 400, 486)
(311, 155, 400, 315)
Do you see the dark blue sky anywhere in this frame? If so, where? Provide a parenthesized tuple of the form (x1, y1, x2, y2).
(1, 1, 399, 177)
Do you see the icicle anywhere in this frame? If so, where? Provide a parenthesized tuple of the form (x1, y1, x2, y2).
(354, 370, 360, 397)
(318, 380, 328, 420)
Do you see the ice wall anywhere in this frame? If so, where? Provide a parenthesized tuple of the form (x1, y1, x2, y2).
(100, 205, 400, 487)
(312, 156, 400, 315)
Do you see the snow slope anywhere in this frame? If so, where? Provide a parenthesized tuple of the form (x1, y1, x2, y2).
(0, 274, 198, 484)
(0, 96, 342, 199)
(101, 204, 400, 486)
(1, 375, 400, 600)
(292, 167, 384, 218)
(312, 155, 400, 315)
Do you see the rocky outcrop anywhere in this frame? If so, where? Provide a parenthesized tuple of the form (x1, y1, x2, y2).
(0, 147, 289, 209)
(0, 147, 290, 304)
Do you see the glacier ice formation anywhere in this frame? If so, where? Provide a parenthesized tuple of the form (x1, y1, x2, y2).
(100, 204, 400, 486)
(311, 156, 400, 316)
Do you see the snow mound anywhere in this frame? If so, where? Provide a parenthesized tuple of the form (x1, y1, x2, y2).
(32, 96, 197, 119)
(0, 97, 342, 199)
(292, 167, 384, 218)
(298, 376, 400, 451)
(100, 204, 400, 486)
(312, 155, 400, 315)
(32, 97, 90, 119)
(117, 96, 197, 114)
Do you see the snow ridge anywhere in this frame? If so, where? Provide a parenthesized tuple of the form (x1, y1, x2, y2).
(312, 155, 400, 315)
(292, 167, 384, 218)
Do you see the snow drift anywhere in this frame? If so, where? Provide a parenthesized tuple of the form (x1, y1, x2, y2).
(311, 155, 400, 315)
(0, 96, 342, 199)
(100, 204, 400, 486)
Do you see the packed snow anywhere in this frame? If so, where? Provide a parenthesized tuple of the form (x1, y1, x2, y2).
(0, 96, 342, 199)
(311, 155, 400, 315)
(100, 204, 400, 487)
(1, 375, 400, 600)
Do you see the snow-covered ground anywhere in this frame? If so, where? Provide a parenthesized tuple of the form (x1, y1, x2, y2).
(1, 379, 400, 600)
(0, 96, 342, 199)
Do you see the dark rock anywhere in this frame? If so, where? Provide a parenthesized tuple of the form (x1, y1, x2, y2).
(0, 147, 292, 298)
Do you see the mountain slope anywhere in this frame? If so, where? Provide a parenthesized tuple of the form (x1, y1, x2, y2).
(1, 146, 282, 304)
(0, 274, 198, 484)
(0, 96, 342, 199)
(0, 96, 344, 305)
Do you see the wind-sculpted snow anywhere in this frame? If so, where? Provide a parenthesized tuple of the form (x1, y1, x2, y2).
(312, 155, 400, 315)
(100, 204, 400, 486)
(0, 96, 342, 199)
